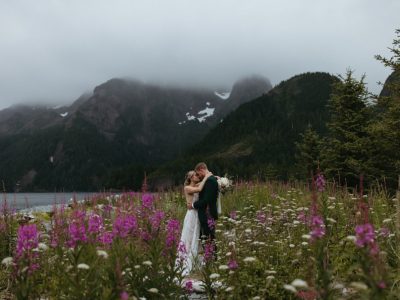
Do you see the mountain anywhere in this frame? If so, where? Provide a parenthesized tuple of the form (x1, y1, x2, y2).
(0, 76, 271, 192)
(152, 72, 339, 185)
(379, 70, 400, 97)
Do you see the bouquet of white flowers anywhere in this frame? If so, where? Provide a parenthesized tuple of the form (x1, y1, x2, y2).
(216, 176, 232, 215)
(217, 176, 232, 194)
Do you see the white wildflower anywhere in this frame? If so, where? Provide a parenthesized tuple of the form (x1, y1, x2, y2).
(346, 235, 357, 242)
(134, 265, 141, 269)
(226, 252, 232, 257)
(289, 244, 295, 248)
(245, 228, 252, 233)
(142, 261, 152, 266)
(383, 218, 392, 224)
(331, 283, 344, 290)
(302, 234, 311, 240)
(209, 273, 220, 279)
(291, 279, 308, 288)
(243, 257, 257, 263)
(97, 250, 108, 259)
(225, 286, 234, 292)
(266, 270, 277, 274)
(293, 220, 300, 225)
(267, 275, 275, 280)
(219, 265, 229, 271)
(148, 288, 158, 293)
(77, 263, 90, 270)
(326, 218, 336, 224)
(283, 284, 297, 293)
(1, 257, 13, 267)
(350, 282, 368, 290)
(301, 242, 308, 246)
(252, 297, 261, 300)
(328, 196, 336, 200)
(38, 243, 48, 251)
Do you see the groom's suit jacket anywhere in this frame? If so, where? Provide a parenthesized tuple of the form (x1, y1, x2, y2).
(193, 175, 219, 235)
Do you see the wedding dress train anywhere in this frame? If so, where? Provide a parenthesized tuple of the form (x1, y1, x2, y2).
(179, 193, 201, 276)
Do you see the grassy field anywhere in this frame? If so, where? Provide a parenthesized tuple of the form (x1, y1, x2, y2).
(1, 180, 400, 299)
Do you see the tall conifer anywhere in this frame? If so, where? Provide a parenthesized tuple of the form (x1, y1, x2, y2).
(370, 29, 400, 189)
(321, 70, 372, 186)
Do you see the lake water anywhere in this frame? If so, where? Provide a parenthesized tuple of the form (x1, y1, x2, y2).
(1, 192, 97, 212)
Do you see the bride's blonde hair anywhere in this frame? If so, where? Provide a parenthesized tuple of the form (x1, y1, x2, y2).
(184, 170, 196, 186)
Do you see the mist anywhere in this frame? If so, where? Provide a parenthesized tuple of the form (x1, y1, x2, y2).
(0, 0, 399, 109)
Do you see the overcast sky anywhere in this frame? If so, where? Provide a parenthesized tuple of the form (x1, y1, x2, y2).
(0, 0, 399, 109)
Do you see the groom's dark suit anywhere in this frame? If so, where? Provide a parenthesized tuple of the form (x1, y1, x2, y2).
(193, 175, 219, 239)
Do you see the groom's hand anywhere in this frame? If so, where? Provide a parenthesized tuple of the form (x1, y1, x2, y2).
(187, 202, 193, 209)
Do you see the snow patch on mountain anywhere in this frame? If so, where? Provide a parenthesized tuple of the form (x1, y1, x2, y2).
(214, 91, 231, 100)
(197, 107, 215, 122)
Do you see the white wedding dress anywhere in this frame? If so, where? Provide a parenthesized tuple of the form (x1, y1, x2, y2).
(178, 193, 201, 276)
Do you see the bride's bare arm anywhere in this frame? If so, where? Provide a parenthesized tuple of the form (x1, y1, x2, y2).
(184, 172, 212, 194)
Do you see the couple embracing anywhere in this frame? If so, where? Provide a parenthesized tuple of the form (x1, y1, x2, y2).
(179, 162, 219, 275)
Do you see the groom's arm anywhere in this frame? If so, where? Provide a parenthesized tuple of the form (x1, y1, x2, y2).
(193, 179, 212, 209)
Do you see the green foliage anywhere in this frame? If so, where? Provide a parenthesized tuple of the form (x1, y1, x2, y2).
(320, 70, 373, 186)
(369, 29, 400, 189)
(295, 124, 321, 177)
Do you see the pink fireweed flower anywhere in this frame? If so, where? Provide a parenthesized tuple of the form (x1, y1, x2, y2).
(16, 224, 39, 258)
(315, 173, 326, 192)
(67, 222, 87, 248)
(120, 291, 129, 300)
(140, 230, 151, 241)
(355, 223, 380, 256)
(229, 211, 237, 220)
(88, 214, 103, 234)
(310, 215, 325, 240)
(256, 211, 266, 224)
(103, 204, 113, 213)
(149, 210, 165, 231)
(355, 223, 375, 248)
(71, 209, 86, 220)
(228, 259, 238, 270)
(207, 218, 216, 230)
(99, 231, 114, 245)
(113, 215, 138, 238)
(185, 280, 193, 293)
(142, 194, 154, 209)
(165, 219, 180, 248)
(204, 241, 216, 263)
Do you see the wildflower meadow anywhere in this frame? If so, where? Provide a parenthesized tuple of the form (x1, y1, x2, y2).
(1, 178, 400, 299)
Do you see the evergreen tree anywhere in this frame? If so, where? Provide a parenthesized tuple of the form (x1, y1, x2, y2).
(321, 70, 372, 186)
(295, 124, 321, 178)
(370, 29, 400, 189)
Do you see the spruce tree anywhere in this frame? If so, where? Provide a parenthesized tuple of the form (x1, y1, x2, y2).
(321, 70, 372, 186)
(295, 124, 321, 178)
(370, 29, 400, 189)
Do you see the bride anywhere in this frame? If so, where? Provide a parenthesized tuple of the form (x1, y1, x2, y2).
(179, 169, 212, 276)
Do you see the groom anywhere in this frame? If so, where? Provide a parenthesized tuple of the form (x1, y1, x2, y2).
(188, 162, 219, 241)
